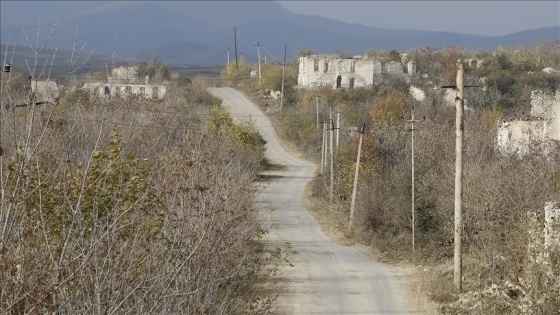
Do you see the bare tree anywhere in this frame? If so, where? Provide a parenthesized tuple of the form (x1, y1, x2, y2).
(1, 22, 278, 314)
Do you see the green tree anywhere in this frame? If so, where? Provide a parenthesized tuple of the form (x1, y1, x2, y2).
(261, 64, 296, 92)
(137, 55, 170, 83)
(209, 107, 266, 151)
(388, 50, 401, 62)
(496, 53, 513, 70)
(221, 62, 252, 86)
(370, 90, 409, 130)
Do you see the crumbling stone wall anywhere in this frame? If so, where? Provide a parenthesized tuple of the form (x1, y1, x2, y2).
(298, 54, 414, 89)
(409, 85, 426, 102)
(525, 202, 560, 311)
(528, 202, 560, 262)
(531, 90, 560, 142)
(496, 90, 560, 156)
(31, 80, 59, 103)
(496, 120, 548, 156)
(464, 58, 483, 68)
(544, 201, 560, 255)
(382, 61, 404, 75)
(82, 66, 166, 100)
(83, 82, 166, 100)
(111, 66, 142, 84)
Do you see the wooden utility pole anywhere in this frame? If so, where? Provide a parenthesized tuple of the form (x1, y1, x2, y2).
(349, 122, 366, 230)
(454, 61, 465, 292)
(233, 26, 238, 68)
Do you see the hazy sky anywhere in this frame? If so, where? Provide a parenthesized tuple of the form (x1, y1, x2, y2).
(277, 1, 560, 36)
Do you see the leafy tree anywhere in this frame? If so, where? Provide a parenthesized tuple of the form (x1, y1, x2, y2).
(388, 50, 401, 62)
(137, 55, 170, 83)
(209, 107, 266, 151)
(261, 63, 296, 92)
(221, 62, 252, 86)
(370, 90, 409, 130)
(496, 53, 513, 70)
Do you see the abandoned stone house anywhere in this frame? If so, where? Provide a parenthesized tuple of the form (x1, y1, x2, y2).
(82, 66, 166, 100)
(496, 90, 560, 156)
(31, 80, 59, 103)
(297, 55, 416, 89)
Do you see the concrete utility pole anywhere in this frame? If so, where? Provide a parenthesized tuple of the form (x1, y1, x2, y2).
(316, 95, 319, 128)
(408, 105, 421, 253)
(321, 121, 326, 174)
(323, 120, 328, 173)
(233, 26, 238, 68)
(227, 47, 230, 68)
(454, 61, 464, 292)
(280, 45, 286, 112)
(329, 119, 334, 204)
(253, 41, 262, 86)
(442, 61, 477, 292)
(336, 106, 340, 148)
(349, 122, 366, 230)
(0, 63, 7, 156)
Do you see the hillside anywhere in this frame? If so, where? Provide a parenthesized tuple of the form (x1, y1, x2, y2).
(1, 1, 558, 65)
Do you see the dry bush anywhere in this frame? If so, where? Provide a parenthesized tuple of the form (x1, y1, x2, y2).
(229, 43, 560, 313)
(0, 92, 277, 314)
(1, 29, 277, 313)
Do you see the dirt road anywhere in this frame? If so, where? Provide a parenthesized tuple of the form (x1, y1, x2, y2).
(209, 87, 418, 315)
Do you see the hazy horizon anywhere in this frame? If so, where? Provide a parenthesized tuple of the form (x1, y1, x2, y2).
(278, 1, 560, 37)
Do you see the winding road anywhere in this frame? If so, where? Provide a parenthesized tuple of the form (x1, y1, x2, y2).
(209, 87, 418, 315)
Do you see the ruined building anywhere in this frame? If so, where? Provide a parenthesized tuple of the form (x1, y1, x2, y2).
(496, 90, 560, 156)
(31, 80, 59, 104)
(83, 66, 166, 100)
(297, 55, 416, 89)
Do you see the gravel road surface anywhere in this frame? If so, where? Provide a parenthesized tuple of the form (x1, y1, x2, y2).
(209, 87, 418, 315)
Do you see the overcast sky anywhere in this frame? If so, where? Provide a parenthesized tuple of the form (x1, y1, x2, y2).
(277, 1, 560, 36)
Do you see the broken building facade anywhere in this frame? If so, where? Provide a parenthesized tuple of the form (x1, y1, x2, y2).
(496, 90, 560, 156)
(82, 66, 166, 100)
(298, 55, 416, 89)
(31, 80, 59, 103)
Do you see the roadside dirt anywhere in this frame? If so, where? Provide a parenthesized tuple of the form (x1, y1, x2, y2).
(213, 87, 441, 314)
(303, 178, 442, 314)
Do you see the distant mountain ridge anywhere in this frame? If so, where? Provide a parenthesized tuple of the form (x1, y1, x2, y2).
(1, 1, 558, 65)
